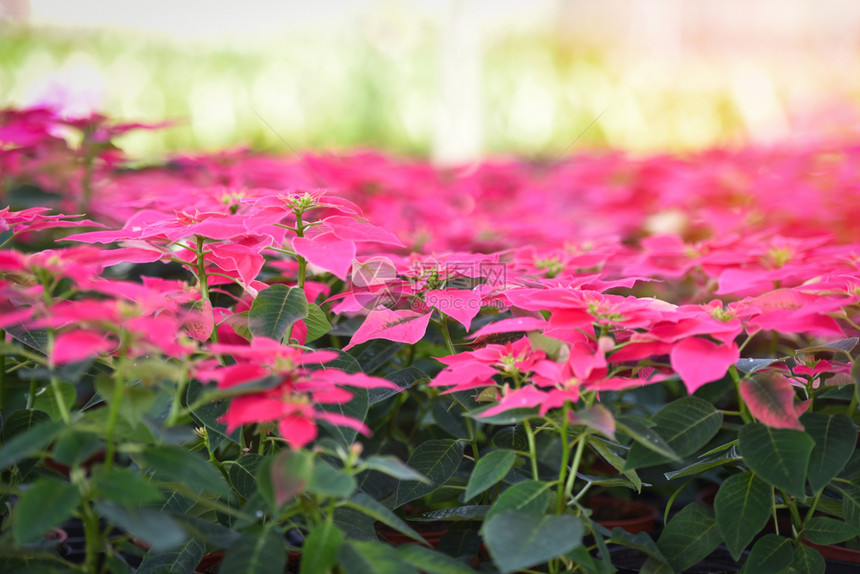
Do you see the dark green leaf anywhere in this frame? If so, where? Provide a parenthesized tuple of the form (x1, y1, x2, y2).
(138, 445, 230, 497)
(319, 386, 368, 446)
(360, 455, 430, 484)
(348, 340, 403, 375)
(616, 416, 680, 465)
(625, 397, 722, 469)
(94, 468, 164, 505)
(796, 338, 858, 357)
(664, 444, 741, 481)
(465, 450, 517, 501)
(841, 483, 860, 531)
(738, 423, 814, 497)
(741, 534, 793, 574)
(301, 521, 343, 574)
(368, 366, 429, 404)
(782, 544, 824, 574)
(303, 305, 332, 343)
(248, 284, 308, 342)
(431, 398, 469, 439)
(410, 506, 489, 521)
(227, 454, 263, 499)
(50, 430, 101, 467)
(345, 493, 425, 544)
(398, 544, 477, 574)
(337, 540, 418, 574)
(464, 406, 539, 425)
(484, 480, 552, 527)
(803, 516, 859, 544)
(394, 439, 463, 508)
(656, 502, 722, 573)
(307, 459, 357, 499)
(492, 426, 528, 451)
(218, 526, 286, 574)
(607, 528, 668, 564)
(484, 510, 583, 574)
(736, 357, 785, 375)
(0, 418, 62, 472)
(186, 379, 240, 450)
(95, 502, 186, 552)
(32, 381, 76, 422)
(13, 479, 80, 543)
(714, 471, 772, 560)
(802, 413, 856, 492)
(137, 538, 206, 574)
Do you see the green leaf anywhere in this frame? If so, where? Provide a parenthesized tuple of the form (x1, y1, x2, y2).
(714, 471, 772, 560)
(802, 413, 856, 492)
(664, 444, 741, 481)
(219, 526, 287, 574)
(227, 454, 264, 499)
(616, 416, 680, 466)
(50, 430, 101, 467)
(607, 528, 668, 564)
(265, 449, 313, 509)
(740, 534, 793, 574)
(738, 423, 814, 497)
(307, 459, 357, 499)
(397, 544, 477, 574)
(484, 480, 552, 528)
(13, 479, 81, 543)
(186, 379, 239, 450)
(736, 357, 785, 375)
(137, 538, 206, 574)
(656, 502, 722, 573)
(304, 304, 332, 343)
(569, 405, 617, 441)
(464, 450, 517, 501)
(484, 510, 583, 574)
(319, 386, 369, 446)
(95, 502, 186, 552)
(796, 337, 858, 358)
(369, 367, 429, 405)
(782, 544, 824, 574)
(803, 516, 859, 544)
(248, 284, 309, 342)
(338, 540, 418, 574)
(93, 468, 164, 505)
(138, 445, 231, 497)
(491, 426, 528, 451)
(625, 397, 722, 469)
(360, 455, 430, 483)
(348, 340, 403, 374)
(410, 506, 489, 521)
(32, 381, 76, 422)
(394, 439, 464, 508)
(0, 417, 62, 472)
(345, 492, 426, 544)
(841, 483, 860, 531)
(301, 521, 344, 574)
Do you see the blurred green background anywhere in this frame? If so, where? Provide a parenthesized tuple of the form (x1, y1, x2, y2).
(2, 1, 859, 161)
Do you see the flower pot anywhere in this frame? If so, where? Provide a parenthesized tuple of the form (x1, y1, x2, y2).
(375, 520, 450, 548)
(586, 497, 659, 534)
(802, 539, 860, 572)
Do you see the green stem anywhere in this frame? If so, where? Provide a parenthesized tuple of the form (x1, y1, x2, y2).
(104, 348, 126, 472)
(26, 378, 37, 409)
(728, 366, 753, 423)
(523, 420, 540, 480)
(167, 368, 190, 426)
(556, 403, 571, 514)
(49, 375, 71, 424)
(564, 433, 588, 504)
(82, 500, 102, 574)
(195, 236, 219, 344)
(294, 211, 307, 289)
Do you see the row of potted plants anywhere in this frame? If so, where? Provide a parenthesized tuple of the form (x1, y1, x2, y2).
(0, 106, 858, 573)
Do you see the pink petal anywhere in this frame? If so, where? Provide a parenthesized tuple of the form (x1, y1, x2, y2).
(426, 289, 481, 331)
(278, 414, 319, 450)
(344, 307, 432, 350)
(469, 317, 547, 339)
(480, 385, 546, 418)
(670, 338, 740, 394)
(292, 232, 355, 280)
(52, 330, 114, 365)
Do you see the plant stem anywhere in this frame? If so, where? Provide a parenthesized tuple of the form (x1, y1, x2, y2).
(564, 433, 588, 504)
(81, 500, 102, 574)
(104, 347, 126, 472)
(523, 419, 540, 480)
(294, 210, 307, 289)
(0, 328, 5, 412)
(556, 403, 571, 514)
(195, 236, 219, 344)
(49, 375, 71, 424)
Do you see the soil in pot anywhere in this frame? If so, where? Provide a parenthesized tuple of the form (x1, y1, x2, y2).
(586, 497, 659, 534)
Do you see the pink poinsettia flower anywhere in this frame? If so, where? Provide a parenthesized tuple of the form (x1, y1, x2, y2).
(202, 339, 398, 449)
(670, 337, 740, 394)
(51, 329, 116, 365)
